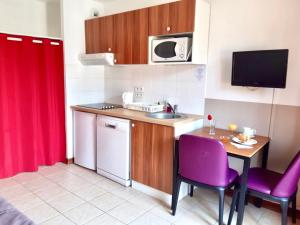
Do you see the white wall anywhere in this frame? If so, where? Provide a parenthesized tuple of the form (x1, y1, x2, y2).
(206, 0, 300, 106)
(61, 0, 105, 159)
(104, 65, 207, 115)
(0, 0, 61, 38)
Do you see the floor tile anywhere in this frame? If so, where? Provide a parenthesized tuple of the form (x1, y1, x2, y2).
(40, 215, 75, 225)
(0, 184, 30, 201)
(33, 184, 70, 202)
(90, 192, 126, 212)
(128, 193, 162, 211)
(56, 176, 92, 192)
(64, 203, 104, 225)
(257, 209, 297, 225)
(71, 184, 106, 201)
(149, 205, 187, 223)
(44, 170, 78, 183)
(22, 177, 57, 191)
(96, 179, 125, 192)
(0, 177, 20, 192)
(129, 212, 171, 225)
(85, 214, 124, 225)
(23, 202, 59, 224)
(13, 171, 43, 184)
(9, 193, 44, 212)
(48, 192, 85, 213)
(108, 202, 147, 224)
(112, 187, 143, 201)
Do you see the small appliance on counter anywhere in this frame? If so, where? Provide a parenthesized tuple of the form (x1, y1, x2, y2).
(122, 92, 134, 107)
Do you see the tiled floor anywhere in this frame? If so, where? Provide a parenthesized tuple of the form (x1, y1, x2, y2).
(0, 163, 298, 225)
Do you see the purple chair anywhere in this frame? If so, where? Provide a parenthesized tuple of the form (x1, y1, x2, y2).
(172, 135, 239, 225)
(228, 151, 300, 225)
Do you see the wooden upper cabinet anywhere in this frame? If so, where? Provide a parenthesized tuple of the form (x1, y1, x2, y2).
(149, 0, 196, 36)
(113, 9, 149, 64)
(148, 3, 170, 36)
(132, 8, 149, 64)
(98, 15, 114, 53)
(85, 16, 113, 54)
(131, 120, 174, 194)
(85, 18, 100, 54)
(113, 12, 134, 64)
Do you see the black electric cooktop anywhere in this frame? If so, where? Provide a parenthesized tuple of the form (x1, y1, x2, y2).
(78, 103, 122, 110)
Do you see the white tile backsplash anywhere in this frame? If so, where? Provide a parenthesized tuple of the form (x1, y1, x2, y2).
(104, 65, 207, 115)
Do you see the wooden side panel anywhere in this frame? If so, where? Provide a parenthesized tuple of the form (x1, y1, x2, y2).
(132, 8, 149, 64)
(131, 121, 174, 194)
(113, 12, 133, 64)
(148, 3, 170, 36)
(169, 0, 196, 33)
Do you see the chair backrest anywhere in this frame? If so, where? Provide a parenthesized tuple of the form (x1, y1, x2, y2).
(272, 151, 300, 198)
(179, 134, 231, 187)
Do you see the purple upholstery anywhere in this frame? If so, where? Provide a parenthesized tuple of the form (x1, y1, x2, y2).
(247, 168, 282, 195)
(179, 134, 238, 187)
(247, 151, 300, 198)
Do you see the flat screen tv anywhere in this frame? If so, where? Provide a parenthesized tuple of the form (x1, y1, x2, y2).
(231, 49, 288, 88)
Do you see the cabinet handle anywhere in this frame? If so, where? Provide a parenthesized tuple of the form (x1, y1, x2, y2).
(132, 123, 135, 127)
(166, 26, 171, 32)
(108, 47, 112, 52)
(114, 59, 117, 63)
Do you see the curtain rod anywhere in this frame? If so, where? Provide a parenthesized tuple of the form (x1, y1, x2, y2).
(0, 32, 63, 41)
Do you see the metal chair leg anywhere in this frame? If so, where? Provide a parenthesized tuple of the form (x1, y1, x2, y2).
(228, 186, 239, 225)
(189, 185, 194, 197)
(218, 189, 225, 225)
(171, 176, 181, 216)
(292, 195, 297, 224)
(280, 200, 289, 225)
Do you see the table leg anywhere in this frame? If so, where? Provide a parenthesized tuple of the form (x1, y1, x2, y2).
(236, 158, 251, 225)
(254, 142, 270, 208)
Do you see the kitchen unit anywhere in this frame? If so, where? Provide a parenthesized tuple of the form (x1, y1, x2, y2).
(97, 115, 131, 186)
(72, 105, 203, 202)
(84, 0, 210, 65)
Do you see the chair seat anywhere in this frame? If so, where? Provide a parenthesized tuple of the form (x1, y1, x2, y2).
(228, 168, 239, 185)
(247, 167, 283, 195)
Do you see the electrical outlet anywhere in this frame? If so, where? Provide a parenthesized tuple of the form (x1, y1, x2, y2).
(134, 86, 144, 93)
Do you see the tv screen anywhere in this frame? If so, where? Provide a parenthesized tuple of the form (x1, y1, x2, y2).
(231, 49, 288, 88)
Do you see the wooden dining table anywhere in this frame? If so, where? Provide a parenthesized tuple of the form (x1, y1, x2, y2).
(174, 127, 270, 225)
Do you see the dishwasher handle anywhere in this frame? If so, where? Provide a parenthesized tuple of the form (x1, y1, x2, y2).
(105, 123, 117, 129)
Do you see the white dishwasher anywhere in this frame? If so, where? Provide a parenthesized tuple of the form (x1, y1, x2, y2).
(97, 115, 131, 186)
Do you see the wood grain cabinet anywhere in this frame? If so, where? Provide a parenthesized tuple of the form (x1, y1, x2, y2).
(149, 0, 196, 36)
(131, 121, 174, 194)
(85, 15, 114, 54)
(85, 9, 148, 64)
(113, 9, 148, 64)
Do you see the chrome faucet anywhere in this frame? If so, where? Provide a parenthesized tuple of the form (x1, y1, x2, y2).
(167, 103, 178, 114)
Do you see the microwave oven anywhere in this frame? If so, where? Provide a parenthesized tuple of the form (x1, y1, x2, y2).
(151, 37, 192, 62)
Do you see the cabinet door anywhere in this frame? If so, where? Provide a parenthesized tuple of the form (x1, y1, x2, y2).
(169, 0, 196, 34)
(85, 18, 100, 54)
(113, 12, 134, 64)
(148, 3, 170, 36)
(131, 121, 174, 194)
(132, 8, 149, 64)
(98, 15, 114, 53)
(85, 16, 113, 54)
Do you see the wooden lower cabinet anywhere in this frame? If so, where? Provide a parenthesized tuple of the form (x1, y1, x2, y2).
(131, 121, 174, 194)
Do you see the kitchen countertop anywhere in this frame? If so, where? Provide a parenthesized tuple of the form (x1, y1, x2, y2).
(71, 105, 203, 127)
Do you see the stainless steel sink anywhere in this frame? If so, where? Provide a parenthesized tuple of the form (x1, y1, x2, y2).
(146, 112, 183, 119)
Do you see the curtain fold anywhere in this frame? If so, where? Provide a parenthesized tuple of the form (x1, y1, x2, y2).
(0, 33, 66, 178)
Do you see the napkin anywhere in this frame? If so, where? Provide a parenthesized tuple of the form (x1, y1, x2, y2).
(230, 142, 253, 149)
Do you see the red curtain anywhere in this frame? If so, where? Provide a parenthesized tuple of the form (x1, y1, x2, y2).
(0, 33, 66, 178)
